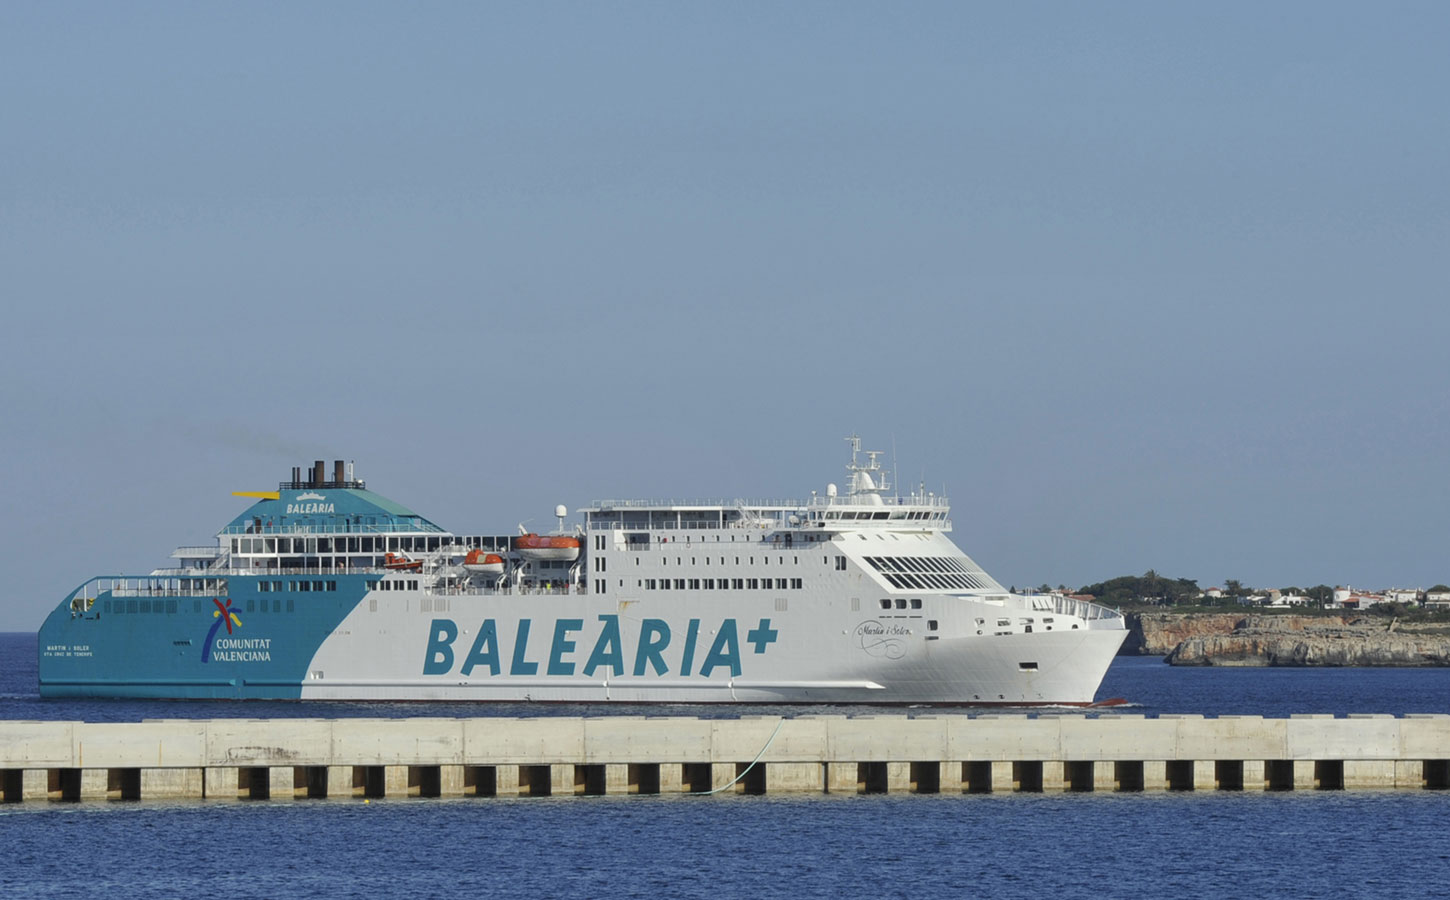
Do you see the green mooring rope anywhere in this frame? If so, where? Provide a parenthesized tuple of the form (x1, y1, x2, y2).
(700, 716, 787, 795)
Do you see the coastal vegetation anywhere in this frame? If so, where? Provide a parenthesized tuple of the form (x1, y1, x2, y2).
(1013, 572, 1450, 624)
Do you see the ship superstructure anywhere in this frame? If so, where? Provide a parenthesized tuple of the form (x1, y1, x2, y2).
(39, 443, 1127, 704)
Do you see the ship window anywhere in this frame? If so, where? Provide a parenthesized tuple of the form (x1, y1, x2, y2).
(327, 581, 337, 591)
(732, 579, 743, 589)
(312, 581, 323, 592)
(271, 598, 280, 613)
(689, 579, 701, 590)
(646, 579, 656, 589)
(928, 620, 938, 631)
(299, 582, 311, 592)
(259, 581, 270, 593)
(110, 601, 120, 614)
(997, 618, 1010, 627)
(910, 599, 922, 609)
(873, 512, 888, 520)
(791, 579, 802, 589)
(748, 579, 759, 589)
(704, 579, 715, 589)
(894, 598, 906, 609)
(288, 581, 297, 592)
(775, 578, 787, 589)
(674, 579, 685, 590)
(246, 598, 255, 612)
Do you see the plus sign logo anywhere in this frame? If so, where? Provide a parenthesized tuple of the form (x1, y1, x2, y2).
(746, 618, 779, 654)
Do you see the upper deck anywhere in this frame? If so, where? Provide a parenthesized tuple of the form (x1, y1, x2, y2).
(587, 437, 951, 532)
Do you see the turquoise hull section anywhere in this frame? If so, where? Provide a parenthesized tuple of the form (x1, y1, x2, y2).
(37, 574, 368, 699)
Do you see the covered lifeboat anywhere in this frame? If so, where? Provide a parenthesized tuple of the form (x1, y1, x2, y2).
(513, 534, 580, 562)
(463, 548, 506, 576)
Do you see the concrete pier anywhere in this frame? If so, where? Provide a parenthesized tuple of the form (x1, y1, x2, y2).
(2, 713, 1447, 803)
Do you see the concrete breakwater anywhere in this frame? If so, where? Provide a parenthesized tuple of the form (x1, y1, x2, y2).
(3, 714, 1448, 802)
(1126, 613, 1450, 665)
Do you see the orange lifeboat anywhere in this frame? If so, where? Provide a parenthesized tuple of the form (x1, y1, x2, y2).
(383, 552, 422, 571)
(463, 548, 506, 576)
(513, 534, 581, 562)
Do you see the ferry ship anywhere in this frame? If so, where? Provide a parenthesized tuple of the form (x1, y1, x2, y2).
(38, 440, 1127, 704)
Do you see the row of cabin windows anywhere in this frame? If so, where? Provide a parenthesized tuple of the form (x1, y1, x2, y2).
(879, 598, 925, 610)
(607, 531, 830, 544)
(640, 578, 804, 591)
(864, 555, 986, 576)
(233, 535, 516, 554)
(102, 595, 307, 615)
(365, 580, 420, 591)
(105, 598, 181, 615)
(647, 555, 802, 567)
(822, 510, 945, 521)
(257, 580, 338, 592)
(883, 572, 984, 591)
(863, 556, 990, 591)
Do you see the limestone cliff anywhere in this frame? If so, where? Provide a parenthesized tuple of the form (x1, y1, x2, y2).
(1122, 613, 1251, 656)
(1164, 617, 1450, 667)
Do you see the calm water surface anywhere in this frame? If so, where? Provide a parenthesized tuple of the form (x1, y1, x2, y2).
(4, 632, 1449, 899)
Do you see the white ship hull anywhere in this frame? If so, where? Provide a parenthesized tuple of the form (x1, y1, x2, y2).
(299, 588, 1126, 704)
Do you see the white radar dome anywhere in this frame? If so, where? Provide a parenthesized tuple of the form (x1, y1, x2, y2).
(826, 484, 837, 498)
(555, 504, 568, 518)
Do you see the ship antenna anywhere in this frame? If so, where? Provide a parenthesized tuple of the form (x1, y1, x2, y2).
(891, 435, 898, 503)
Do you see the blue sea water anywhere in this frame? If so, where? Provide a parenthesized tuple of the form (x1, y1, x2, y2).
(3, 632, 1449, 900)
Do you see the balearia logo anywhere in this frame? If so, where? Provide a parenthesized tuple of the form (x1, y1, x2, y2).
(287, 491, 335, 515)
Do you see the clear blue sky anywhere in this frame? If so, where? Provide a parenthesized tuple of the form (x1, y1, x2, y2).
(2, 2, 1447, 630)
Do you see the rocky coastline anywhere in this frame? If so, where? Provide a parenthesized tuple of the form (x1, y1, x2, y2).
(1123, 612, 1450, 667)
